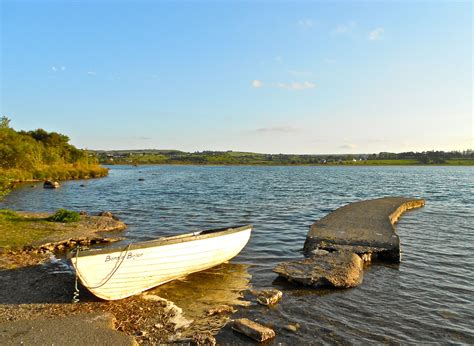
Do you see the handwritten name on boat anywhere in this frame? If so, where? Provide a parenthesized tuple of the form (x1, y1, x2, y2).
(105, 252, 143, 262)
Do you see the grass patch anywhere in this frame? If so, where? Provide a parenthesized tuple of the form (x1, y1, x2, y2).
(48, 209, 80, 223)
(0, 209, 80, 250)
(445, 159, 474, 165)
(0, 210, 56, 250)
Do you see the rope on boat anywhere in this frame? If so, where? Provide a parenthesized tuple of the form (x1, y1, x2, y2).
(72, 243, 132, 302)
(72, 246, 81, 303)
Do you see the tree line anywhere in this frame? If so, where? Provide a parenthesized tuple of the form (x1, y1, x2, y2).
(96, 149, 474, 166)
(0, 117, 108, 196)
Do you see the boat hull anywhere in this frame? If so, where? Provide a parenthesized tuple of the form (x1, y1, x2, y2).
(70, 225, 252, 300)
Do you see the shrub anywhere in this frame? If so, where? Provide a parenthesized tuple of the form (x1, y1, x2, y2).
(0, 209, 20, 220)
(48, 209, 80, 223)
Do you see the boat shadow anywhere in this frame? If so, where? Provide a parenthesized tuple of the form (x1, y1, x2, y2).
(0, 260, 99, 305)
(0, 260, 252, 307)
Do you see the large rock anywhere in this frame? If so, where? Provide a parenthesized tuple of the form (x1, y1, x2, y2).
(273, 251, 364, 288)
(43, 180, 60, 189)
(304, 197, 425, 262)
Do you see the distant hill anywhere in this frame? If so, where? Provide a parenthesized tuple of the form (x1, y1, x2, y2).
(94, 149, 474, 166)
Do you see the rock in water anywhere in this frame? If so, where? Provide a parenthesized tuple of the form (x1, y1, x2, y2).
(273, 251, 363, 288)
(232, 318, 275, 342)
(98, 211, 114, 218)
(43, 180, 60, 189)
(254, 289, 283, 306)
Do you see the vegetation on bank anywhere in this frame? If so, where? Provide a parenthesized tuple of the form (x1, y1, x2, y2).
(96, 149, 474, 166)
(0, 209, 66, 249)
(48, 209, 81, 223)
(0, 117, 108, 197)
(0, 208, 127, 254)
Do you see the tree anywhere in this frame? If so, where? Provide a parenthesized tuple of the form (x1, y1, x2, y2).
(0, 116, 11, 129)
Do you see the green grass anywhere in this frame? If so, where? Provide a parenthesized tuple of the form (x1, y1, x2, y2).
(0, 208, 83, 250)
(48, 209, 80, 223)
(445, 159, 474, 165)
(0, 210, 57, 249)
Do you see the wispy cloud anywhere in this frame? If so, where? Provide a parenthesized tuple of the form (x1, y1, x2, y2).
(339, 143, 357, 150)
(334, 22, 356, 34)
(323, 58, 336, 64)
(87, 71, 96, 76)
(275, 81, 316, 90)
(255, 126, 300, 134)
(368, 27, 384, 41)
(252, 80, 263, 88)
(298, 18, 314, 28)
(51, 66, 66, 72)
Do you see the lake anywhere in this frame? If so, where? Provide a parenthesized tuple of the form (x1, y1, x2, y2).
(2, 165, 473, 343)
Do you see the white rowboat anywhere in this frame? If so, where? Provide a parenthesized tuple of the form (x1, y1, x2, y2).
(70, 224, 252, 300)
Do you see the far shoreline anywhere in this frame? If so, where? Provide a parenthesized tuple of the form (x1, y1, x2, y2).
(101, 161, 474, 167)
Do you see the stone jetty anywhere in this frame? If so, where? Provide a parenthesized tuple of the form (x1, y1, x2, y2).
(304, 197, 425, 262)
(274, 197, 425, 288)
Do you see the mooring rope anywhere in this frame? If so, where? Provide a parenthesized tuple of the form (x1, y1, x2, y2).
(72, 246, 81, 303)
(72, 243, 132, 303)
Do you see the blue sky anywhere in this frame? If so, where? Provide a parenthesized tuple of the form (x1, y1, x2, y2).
(1, 1, 472, 154)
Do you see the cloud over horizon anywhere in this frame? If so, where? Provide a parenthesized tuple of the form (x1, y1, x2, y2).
(339, 143, 357, 150)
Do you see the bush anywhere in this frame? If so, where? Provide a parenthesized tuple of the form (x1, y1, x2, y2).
(48, 209, 80, 223)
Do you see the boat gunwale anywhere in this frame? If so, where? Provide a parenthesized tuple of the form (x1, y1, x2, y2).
(71, 224, 252, 258)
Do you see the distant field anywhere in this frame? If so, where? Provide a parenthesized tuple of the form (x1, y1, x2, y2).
(445, 159, 474, 165)
(96, 151, 474, 166)
(344, 159, 419, 165)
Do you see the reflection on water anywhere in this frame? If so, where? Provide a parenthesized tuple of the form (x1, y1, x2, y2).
(2, 166, 473, 343)
(150, 263, 251, 336)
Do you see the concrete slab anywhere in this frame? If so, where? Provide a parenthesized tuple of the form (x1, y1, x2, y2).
(303, 197, 425, 262)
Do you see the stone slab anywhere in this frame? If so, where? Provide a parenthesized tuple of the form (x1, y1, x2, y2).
(303, 197, 425, 262)
(232, 318, 275, 342)
(273, 251, 364, 288)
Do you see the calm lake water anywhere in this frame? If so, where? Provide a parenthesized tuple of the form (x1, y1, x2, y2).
(2, 165, 473, 343)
